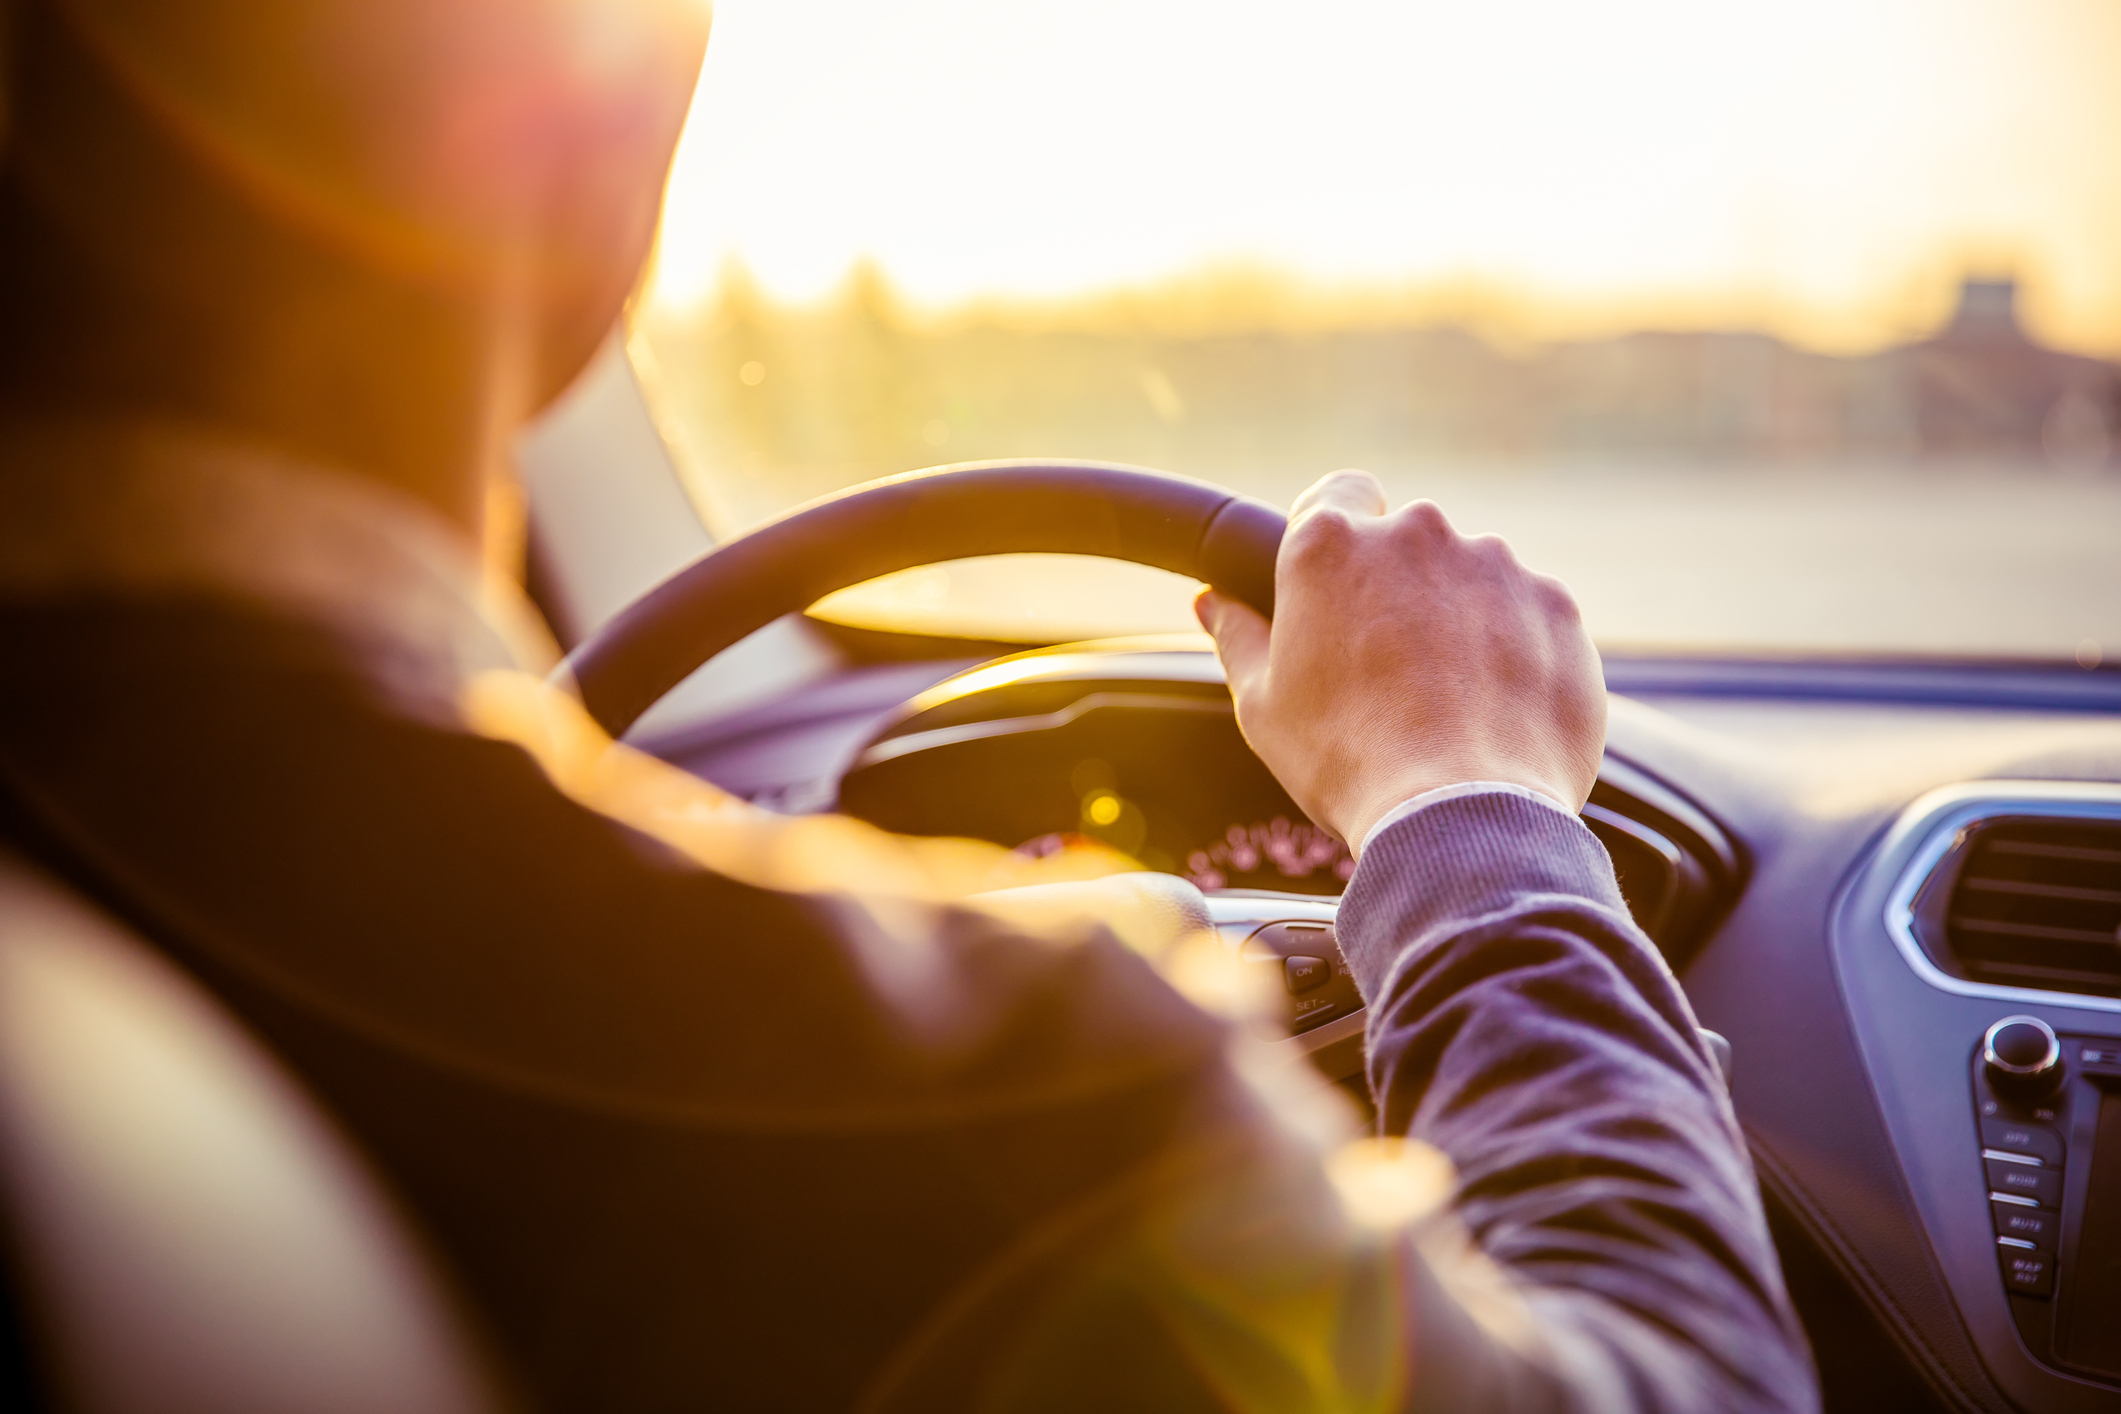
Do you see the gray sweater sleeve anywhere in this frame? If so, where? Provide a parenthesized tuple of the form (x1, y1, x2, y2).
(1340, 791, 1817, 1414)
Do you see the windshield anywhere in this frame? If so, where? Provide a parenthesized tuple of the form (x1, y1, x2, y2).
(629, 0, 2121, 662)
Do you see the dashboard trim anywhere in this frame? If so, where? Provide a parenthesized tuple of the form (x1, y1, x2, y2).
(1604, 656, 2121, 713)
(1883, 782, 2121, 1016)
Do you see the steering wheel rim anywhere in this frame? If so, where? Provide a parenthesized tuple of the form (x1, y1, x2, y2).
(558, 459, 1289, 737)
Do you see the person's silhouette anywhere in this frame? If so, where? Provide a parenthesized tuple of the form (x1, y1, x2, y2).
(0, 3, 1814, 1409)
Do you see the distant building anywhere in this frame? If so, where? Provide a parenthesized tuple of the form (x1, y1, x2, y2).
(1903, 278, 2119, 467)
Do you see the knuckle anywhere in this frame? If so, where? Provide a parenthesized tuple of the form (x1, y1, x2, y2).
(1533, 573, 1583, 623)
(1386, 499, 1452, 550)
(1284, 504, 1360, 563)
(1468, 532, 1516, 566)
(1402, 499, 1450, 534)
(1292, 468, 1387, 521)
(1321, 467, 1376, 495)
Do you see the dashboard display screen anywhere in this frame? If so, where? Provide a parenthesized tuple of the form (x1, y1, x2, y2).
(2063, 1088, 2121, 1378)
(1179, 818, 1354, 892)
(840, 693, 1352, 896)
(835, 669, 1730, 953)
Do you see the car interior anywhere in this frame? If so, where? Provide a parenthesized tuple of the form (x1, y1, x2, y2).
(3, 3, 2120, 1412)
(522, 344, 2121, 1414)
(4, 332, 2115, 1412)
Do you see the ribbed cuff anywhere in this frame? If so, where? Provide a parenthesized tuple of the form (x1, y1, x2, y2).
(1337, 791, 1630, 1005)
(1358, 780, 1573, 857)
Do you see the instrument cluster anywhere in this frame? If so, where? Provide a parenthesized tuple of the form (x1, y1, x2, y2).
(834, 648, 1737, 961)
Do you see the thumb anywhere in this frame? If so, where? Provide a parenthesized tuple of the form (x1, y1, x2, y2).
(1195, 588, 1271, 704)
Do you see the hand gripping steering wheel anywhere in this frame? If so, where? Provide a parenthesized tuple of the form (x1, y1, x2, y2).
(557, 460, 1290, 737)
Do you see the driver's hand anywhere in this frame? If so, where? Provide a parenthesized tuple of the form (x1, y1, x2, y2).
(1196, 470, 1606, 853)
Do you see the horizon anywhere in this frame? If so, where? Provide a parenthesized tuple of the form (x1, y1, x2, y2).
(647, 258, 2109, 361)
(648, 0, 2121, 360)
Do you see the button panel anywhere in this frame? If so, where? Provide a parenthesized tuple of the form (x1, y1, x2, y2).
(1975, 1047, 2068, 1303)
(1243, 923, 1362, 1034)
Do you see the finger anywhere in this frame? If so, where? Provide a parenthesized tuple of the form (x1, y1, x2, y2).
(1195, 588, 1272, 703)
(1289, 468, 1387, 522)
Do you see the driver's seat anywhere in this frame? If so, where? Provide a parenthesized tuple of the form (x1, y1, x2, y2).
(0, 849, 514, 1414)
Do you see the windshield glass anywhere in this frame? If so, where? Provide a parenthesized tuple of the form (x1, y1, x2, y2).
(629, 0, 2121, 661)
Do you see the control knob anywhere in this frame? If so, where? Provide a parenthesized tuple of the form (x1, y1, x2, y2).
(1984, 1015, 2064, 1101)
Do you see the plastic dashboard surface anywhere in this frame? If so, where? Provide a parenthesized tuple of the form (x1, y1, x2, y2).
(1834, 784, 2121, 1413)
(637, 641, 2121, 1414)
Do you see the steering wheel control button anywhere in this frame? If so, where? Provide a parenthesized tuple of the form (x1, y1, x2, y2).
(1284, 955, 1331, 993)
(1243, 922, 1333, 955)
(1986, 1158, 2062, 1206)
(1292, 993, 1341, 1024)
(2000, 1246, 2057, 1299)
(1978, 1117, 2065, 1165)
(1984, 1016, 2065, 1101)
(1992, 1201, 2058, 1250)
(1242, 922, 1362, 1035)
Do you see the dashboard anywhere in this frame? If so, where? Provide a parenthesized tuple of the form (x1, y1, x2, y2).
(635, 634, 2121, 1414)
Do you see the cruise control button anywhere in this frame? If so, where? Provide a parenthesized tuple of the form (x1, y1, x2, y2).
(1987, 1159, 2062, 1206)
(1290, 993, 1345, 1032)
(1993, 1201, 2058, 1249)
(1284, 955, 1331, 994)
(2000, 1245, 2055, 1298)
(1981, 1117, 2065, 1166)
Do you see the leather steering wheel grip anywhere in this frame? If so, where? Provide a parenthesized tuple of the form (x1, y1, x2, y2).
(556, 459, 1289, 737)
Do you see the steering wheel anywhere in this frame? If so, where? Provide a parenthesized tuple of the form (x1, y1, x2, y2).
(558, 460, 1289, 737)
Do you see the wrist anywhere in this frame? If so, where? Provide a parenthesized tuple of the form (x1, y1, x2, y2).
(1337, 768, 1579, 856)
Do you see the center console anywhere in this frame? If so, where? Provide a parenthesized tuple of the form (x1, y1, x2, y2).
(1836, 783, 2121, 1412)
(1971, 1018, 2121, 1382)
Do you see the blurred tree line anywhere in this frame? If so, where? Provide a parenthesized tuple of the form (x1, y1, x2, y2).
(637, 263, 2121, 526)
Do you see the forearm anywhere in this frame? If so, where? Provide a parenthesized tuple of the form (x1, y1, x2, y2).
(1340, 790, 1815, 1414)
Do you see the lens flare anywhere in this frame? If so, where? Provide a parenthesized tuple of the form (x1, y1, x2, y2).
(58, 0, 711, 290)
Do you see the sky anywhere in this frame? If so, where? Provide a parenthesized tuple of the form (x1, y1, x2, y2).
(648, 0, 2121, 355)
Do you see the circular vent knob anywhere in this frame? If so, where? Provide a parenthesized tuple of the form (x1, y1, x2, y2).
(1984, 1015, 2064, 1099)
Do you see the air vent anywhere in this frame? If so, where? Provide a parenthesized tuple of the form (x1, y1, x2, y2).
(1913, 816, 2121, 997)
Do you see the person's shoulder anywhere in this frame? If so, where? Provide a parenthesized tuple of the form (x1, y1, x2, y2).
(0, 416, 550, 718)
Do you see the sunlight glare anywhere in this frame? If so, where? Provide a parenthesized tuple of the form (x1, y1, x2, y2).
(649, 0, 2121, 353)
